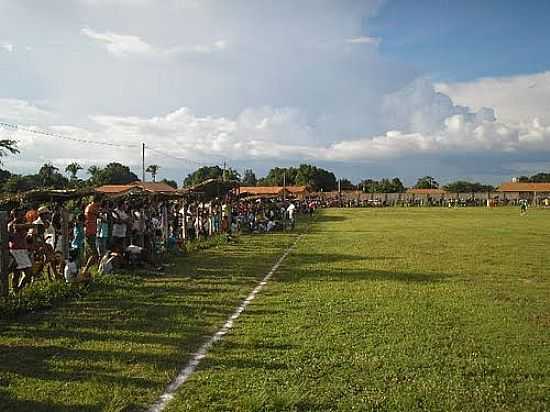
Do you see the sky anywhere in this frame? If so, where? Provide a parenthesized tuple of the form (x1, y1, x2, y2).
(1, 0, 550, 186)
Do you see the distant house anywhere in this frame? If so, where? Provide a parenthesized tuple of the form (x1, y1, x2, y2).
(497, 182, 550, 202)
(96, 181, 177, 196)
(239, 186, 309, 199)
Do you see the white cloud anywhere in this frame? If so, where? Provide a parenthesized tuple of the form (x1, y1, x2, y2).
(1, 43, 14, 53)
(346, 36, 380, 46)
(4, 86, 550, 176)
(436, 71, 550, 124)
(80, 28, 154, 57)
(81, 27, 227, 58)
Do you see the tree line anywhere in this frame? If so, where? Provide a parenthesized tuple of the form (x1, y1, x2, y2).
(1, 138, 550, 193)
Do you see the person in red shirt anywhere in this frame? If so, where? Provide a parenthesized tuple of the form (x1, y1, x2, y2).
(8, 209, 35, 292)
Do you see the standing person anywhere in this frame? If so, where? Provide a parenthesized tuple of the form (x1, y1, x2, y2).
(111, 202, 129, 254)
(286, 202, 296, 230)
(520, 199, 528, 216)
(84, 196, 100, 264)
(8, 209, 34, 292)
(96, 206, 111, 258)
(71, 214, 85, 267)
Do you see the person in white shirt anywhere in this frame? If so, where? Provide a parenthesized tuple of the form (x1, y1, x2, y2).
(286, 202, 296, 229)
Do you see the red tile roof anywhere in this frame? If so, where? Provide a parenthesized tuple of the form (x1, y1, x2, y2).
(96, 181, 177, 194)
(498, 182, 550, 192)
(239, 186, 308, 196)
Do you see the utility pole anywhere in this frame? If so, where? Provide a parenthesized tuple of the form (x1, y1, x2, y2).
(283, 169, 287, 202)
(142, 143, 146, 182)
(338, 178, 342, 207)
(283, 169, 287, 231)
(222, 160, 226, 182)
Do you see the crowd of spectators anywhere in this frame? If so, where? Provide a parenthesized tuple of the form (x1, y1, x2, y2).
(6, 194, 311, 294)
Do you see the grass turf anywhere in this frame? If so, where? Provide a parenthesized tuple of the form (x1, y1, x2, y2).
(165, 208, 550, 411)
(2, 208, 550, 411)
(0, 231, 301, 411)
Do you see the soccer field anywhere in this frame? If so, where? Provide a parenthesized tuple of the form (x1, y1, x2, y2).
(1, 208, 550, 411)
(165, 208, 550, 411)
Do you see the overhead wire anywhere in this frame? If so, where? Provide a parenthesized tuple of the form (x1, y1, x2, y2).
(0, 119, 233, 170)
(0, 120, 140, 149)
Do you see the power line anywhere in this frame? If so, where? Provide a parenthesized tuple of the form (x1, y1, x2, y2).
(146, 146, 222, 168)
(0, 121, 140, 149)
(0, 120, 233, 170)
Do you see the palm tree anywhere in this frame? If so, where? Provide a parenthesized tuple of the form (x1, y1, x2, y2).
(146, 164, 160, 182)
(65, 162, 83, 180)
(38, 162, 59, 187)
(0, 139, 19, 165)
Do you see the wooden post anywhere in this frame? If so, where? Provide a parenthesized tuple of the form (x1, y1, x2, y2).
(0, 211, 9, 298)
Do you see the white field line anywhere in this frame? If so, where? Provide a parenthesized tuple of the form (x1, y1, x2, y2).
(148, 234, 303, 412)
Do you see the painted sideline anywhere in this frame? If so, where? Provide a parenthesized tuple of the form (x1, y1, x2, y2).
(148, 233, 304, 412)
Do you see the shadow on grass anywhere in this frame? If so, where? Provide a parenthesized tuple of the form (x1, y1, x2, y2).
(0, 393, 104, 412)
(0, 231, 303, 411)
(281, 266, 449, 283)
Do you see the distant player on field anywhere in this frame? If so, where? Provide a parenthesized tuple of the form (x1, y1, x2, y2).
(519, 199, 528, 216)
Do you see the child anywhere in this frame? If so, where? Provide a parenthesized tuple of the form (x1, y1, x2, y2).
(64, 249, 79, 283)
(71, 214, 85, 267)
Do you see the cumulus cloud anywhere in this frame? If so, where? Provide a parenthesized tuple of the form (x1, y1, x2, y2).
(436, 71, 550, 124)
(4, 81, 550, 177)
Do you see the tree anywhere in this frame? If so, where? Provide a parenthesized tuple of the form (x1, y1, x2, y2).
(415, 176, 439, 189)
(528, 172, 550, 183)
(258, 164, 337, 191)
(3, 174, 41, 193)
(339, 178, 355, 190)
(0, 139, 19, 165)
(358, 177, 405, 193)
(183, 165, 240, 187)
(146, 164, 160, 182)
(65, 162, 83, 180)
(242, 169, 257, 186)
(39, 163, 58, 187)
(443, 181, 495, 193)
(160, 178, 178, 189)
(87, 163, 139, 186)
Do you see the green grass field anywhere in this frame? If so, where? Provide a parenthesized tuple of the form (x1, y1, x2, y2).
(1, 208, 550, 411)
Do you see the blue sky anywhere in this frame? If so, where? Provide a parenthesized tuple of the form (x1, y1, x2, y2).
(0, 0, 550, 185)
(369, 0, 550, 82)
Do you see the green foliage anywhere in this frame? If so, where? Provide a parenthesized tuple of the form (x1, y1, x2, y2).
(444, 180, 496, 192)
(183, 165, 240, 187)
(146, 164, 160, 182)
(0, 280, 90, 319)
(415, 175, 439, 189)
(339, 178, 356, 190)
(38, 162, 69, 188)
(257, 164, 337, 191)
(161, 178, 178, 189)
(87, 162, 139, 186)
(2, 174, 42, 192)
(241, 169, 257, 186)
(527, 172, 550, 182)
(359, 177, 406, 193)
(65, 162, 83, 180)
(0, 139, 19, 164)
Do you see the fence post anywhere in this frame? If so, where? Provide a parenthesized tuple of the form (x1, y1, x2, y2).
(0, 211, 9, 298)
